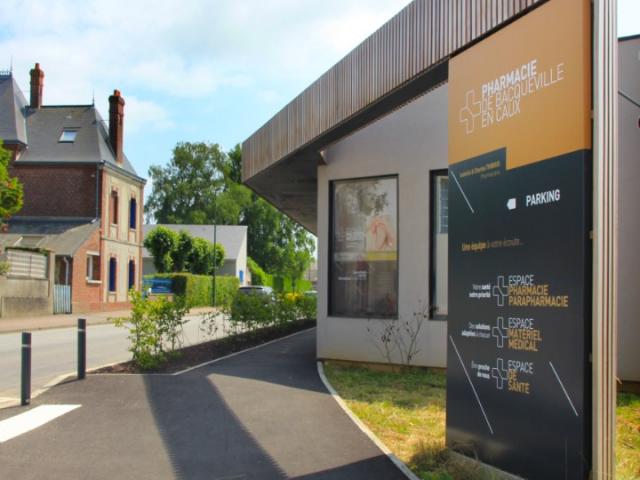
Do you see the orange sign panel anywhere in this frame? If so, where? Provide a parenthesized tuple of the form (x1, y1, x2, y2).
(449, 0, 591, 169)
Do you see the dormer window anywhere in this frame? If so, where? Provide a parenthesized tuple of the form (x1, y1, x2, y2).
(59, 129, 79, 143)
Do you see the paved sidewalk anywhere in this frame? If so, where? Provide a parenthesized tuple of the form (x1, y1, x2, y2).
(0, 329, 407, 480)
(0, 306, 217, 333)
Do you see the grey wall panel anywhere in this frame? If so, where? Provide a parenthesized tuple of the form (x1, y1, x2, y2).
(317, 85, 448, 367)
(617, 37, 640, 382)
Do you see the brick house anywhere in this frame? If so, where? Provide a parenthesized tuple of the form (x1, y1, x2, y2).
(0, 64, 145, 313)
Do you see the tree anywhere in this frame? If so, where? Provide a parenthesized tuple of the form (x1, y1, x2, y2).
(0, 140, 23, 225)
(145, 142, 226, 224)
(145, 142, 314, 278)
(171, 230, 194, 272)
(188, 237, 224, 275)
(144, 226, 224, 275)
(144, 226, 178, 273)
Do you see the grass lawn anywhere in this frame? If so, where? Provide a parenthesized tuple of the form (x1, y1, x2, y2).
(323, 362, 640, 480)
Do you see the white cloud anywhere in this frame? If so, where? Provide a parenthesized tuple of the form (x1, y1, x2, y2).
(124, 96, 174, 133)
(0, 0, 411, 103)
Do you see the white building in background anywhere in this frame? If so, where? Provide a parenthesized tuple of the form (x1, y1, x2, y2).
(142, 225, 248, 285)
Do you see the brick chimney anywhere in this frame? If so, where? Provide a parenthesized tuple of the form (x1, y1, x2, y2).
(29, 63, 44, 108)
(109, 89, 125, 164)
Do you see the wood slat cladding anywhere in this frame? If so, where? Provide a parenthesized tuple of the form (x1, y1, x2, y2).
(242, 0, 543, 182)
(592, 1, 618, 478)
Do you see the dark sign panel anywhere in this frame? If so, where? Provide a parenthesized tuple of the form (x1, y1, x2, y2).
(446, 1, 592, 478)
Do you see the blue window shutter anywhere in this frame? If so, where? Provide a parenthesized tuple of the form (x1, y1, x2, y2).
(129, 198, 137, 229)
(128, 260, 135, 290)
(109, 258, 117, 292)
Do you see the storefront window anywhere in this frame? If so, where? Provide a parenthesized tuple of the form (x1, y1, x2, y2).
(330, 176, 398, 318)
(430, 171, 448, 319)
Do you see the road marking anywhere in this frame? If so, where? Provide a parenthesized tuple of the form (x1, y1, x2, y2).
(0, 405, 81, 443)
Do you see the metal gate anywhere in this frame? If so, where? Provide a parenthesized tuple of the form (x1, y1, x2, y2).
(53, 284, 71, 314)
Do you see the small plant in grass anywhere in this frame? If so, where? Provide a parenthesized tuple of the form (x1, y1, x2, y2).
(617, 392, 640, 479)
(366, 300, 428, 367)
(113, 291, 188, 370)
(0, 260, 8, 276)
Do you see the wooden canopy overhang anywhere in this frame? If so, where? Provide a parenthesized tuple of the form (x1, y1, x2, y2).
(241, 0, 545, 233)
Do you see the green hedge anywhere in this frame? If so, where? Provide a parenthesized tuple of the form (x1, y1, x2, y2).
(272, 275, 291, 293)
(247, 257, 273, 287)
(214, 275, 239, 308)
(153, 273, 239, 307)
(274, 277, 313, 293)
(248, 257, 313, 293)
(295, 279, 313, 293)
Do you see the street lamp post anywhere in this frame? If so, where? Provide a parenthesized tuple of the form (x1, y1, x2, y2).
(212, 194, 217, 307)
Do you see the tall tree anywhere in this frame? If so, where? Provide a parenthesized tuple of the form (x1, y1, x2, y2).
(0, 140, 23, 225)
(145, 142, 314, 276)
(145, 142, 226, 224)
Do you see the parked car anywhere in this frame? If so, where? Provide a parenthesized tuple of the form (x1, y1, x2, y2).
(238, 285, 274, 296)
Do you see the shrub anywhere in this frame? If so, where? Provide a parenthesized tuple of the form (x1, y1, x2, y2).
(145, 226, 224, 275)
(247, 257, 312, 294)
(228, 292, 274, 334)
(272, 275, 292, 293)
(295, 279, 313, 293)
(113, 291, 188, 370)
(227, 290, 316, 336)
(162, 273, 212, 307)
(144, 226, 178, 273)
(214, 275, 239, 307)
(297, 295, 317, 320)
(274, 293, 298, 325)
(189, 237, 224, 275)
(171, 230, 194, 272)
(150, 295, 189, 352)
(0, 260, 8, 276)
(154, 273, 239, 307)
(247, 257, 272, 287)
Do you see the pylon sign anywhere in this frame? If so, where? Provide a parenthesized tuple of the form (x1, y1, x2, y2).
(446, 1, 592, 478)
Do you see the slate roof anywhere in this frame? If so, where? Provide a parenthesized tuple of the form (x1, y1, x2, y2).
(0, 72, 142, 181)
(142, 224, 247, 261)
(0, 74, 28, 145)
(0, 217, 99, 256)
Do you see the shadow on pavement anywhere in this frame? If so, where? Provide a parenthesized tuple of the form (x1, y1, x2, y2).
(144, 373, 287, 479)
(143, 329, 406, 479)
(190, 329, 326, 394)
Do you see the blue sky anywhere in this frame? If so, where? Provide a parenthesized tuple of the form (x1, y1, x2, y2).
(1, 0, 639, 202)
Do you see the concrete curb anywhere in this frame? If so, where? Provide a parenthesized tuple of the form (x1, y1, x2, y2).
(172, 326, 315, 376)
(316, 361, 421, 480)
(91, 327, 317, 377)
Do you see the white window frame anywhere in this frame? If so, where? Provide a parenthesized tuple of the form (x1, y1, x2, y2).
(86, 252, 101, 283)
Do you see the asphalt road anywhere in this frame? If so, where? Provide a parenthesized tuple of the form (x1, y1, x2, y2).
(0, 329, 406, 479)
(0, 313, 224, 404)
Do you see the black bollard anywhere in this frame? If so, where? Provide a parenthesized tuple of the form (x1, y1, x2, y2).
(21, 332, 31, 406)
(78, 319, 86, 380)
